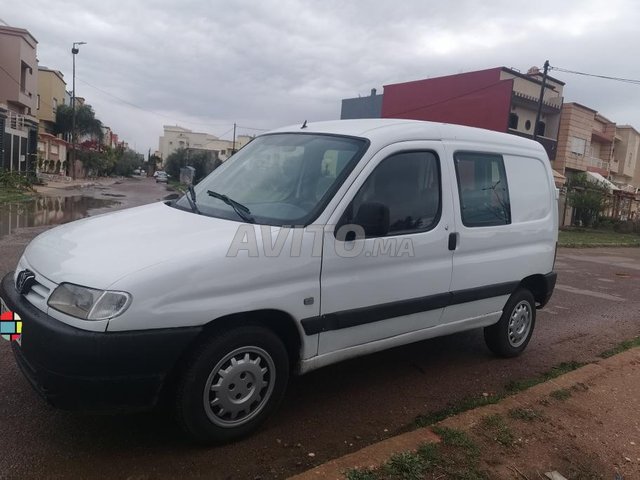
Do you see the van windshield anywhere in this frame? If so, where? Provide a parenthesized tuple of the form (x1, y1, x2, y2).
(173, 133, 368, 225)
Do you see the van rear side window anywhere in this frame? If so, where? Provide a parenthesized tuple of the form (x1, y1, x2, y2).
(454, 152, 511, 227)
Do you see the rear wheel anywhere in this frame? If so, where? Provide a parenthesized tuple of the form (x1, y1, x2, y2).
(484, 288, 536, 357)
(175, 326, 289, 443)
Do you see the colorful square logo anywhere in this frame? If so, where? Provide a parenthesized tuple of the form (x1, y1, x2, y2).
(0, 311, 22, 342)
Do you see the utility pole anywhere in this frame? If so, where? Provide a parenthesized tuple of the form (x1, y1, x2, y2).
(533, 60, 550, 141)
(71, 41, 86, 179)
(232, 122, 236, 154)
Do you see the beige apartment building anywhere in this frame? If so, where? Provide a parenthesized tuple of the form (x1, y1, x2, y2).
(159, 125, 253, 163)
(36, 66, 66, 133)
(554, 103, 616, 177)
(0, 25, 38, 115)
(0, 25, 39, 173)
(612, 126, 640, 187)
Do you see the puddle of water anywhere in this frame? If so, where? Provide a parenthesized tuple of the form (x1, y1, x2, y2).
(0, 196, 120, 240)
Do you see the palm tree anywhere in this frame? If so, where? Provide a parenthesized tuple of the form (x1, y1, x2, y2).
(55, 104, 104, 144)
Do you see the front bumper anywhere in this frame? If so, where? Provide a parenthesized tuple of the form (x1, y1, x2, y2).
(1, 272, 202, 411)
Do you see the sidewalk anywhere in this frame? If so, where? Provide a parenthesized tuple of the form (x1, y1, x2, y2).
(291, 347, 640, 479)
(34, 177, 121, 195)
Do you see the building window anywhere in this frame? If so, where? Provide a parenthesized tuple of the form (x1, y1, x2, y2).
(454, 152, 511, 227)
(53, 98, 58, 111)
(508, 113, 519, 130)
(536, 121, 546, 137)
(570, 137, 586, 156)
(524, 120, 532, 131)
(20, 61, 29, 92)
(37, 94, 41, 110)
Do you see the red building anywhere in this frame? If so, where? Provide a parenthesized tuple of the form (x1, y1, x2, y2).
(380, 67, 565, 160)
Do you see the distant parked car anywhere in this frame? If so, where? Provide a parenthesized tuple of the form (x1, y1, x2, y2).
(155, 172, 168, 183)
(153, 170, 166, 178)
(133, 169, 141, 175)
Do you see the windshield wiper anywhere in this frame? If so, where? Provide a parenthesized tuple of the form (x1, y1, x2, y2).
(185, 184, 201, 215)
(207, 190, 254, 223)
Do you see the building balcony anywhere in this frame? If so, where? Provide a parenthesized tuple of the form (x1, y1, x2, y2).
(591, 129, 614, 143)
(507, 129, 557, 160)
(7, 111, 27, 131)
(586, 156, 610, 171)
(511, 91, 563, 113)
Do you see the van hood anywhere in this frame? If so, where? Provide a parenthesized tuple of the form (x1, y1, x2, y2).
(23, 202, 244, 289)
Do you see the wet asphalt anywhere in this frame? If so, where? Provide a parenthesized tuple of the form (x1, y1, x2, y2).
(0, 178, 639, 479)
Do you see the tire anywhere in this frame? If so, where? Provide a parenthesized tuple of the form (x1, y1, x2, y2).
(175, 325, 289, 444)
(484, 288, 536, 358)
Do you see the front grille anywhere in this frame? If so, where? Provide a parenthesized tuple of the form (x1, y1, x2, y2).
(14, 258, 57, 313)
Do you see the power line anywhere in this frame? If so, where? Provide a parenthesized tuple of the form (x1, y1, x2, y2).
(549, 66, 640, 85)
(77, 78, 231, 128)
(236, 125, 269, 132)
(77, 78, 268, 134)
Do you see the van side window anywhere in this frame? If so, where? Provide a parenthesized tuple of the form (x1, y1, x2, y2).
(454, 152, 511, 227)
(341, 151, 441, 237)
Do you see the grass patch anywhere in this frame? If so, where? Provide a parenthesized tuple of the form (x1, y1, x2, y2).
(416, 361, 585, 429)
(508, 407, 543, 422)
(478, 414, 514, 447)
(504, 361, 585, 393)
(559, 228, 640, 248)
(344, 428, 487, 480)
(599, 336, 640, 358)
(415, 394, 502, 427)
(550, 388, 572, 401)
(345, 469, 377, 480)
(384, 452, 426, 479)
(0, 188, 35, 204)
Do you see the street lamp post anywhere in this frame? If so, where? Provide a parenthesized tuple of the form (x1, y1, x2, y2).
(71, 41, 86, 179)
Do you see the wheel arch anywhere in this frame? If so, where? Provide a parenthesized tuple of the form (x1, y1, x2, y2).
(162, 309, 304, 400)
(519, 274, 551, 307)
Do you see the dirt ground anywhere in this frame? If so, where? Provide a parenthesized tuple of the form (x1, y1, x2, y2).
(450, 348, 640, 480)
(295, 348, 640, 479)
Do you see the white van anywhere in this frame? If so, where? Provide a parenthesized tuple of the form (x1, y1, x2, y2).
(1, 119, 557, 442)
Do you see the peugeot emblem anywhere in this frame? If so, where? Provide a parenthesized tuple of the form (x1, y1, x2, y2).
(16, 270, 36, 296)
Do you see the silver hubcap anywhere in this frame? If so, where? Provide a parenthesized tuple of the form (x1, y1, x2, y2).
(508, 300, 532, 347)
(203, 346, 276, 428)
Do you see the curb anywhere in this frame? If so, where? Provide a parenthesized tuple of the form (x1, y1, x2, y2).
(289, 348, 640, 480)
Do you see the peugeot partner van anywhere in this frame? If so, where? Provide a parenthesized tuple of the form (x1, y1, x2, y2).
(1, 119, 557, 442)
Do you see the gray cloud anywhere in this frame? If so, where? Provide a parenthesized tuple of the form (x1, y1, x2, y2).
(4, 0, 640, 152)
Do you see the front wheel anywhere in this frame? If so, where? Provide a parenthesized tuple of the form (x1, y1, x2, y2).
(484, 288, 536, 357)
(175, 326, 289, 443)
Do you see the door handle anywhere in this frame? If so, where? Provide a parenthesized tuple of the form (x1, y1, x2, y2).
(448, 232, 458, 251)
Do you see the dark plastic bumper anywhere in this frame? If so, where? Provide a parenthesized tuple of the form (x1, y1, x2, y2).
(1, 272, 202, 412)
(540, 271, 558, 308)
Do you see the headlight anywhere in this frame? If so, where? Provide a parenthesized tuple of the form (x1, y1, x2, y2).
(48, 283, 132, 320)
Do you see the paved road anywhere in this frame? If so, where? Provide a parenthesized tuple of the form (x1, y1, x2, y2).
(1, 181, 639, 479)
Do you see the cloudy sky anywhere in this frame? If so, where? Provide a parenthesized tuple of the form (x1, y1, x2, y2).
(3, 0, 640, 153)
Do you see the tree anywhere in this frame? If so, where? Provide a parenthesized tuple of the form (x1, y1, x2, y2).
(566, 172, 611, 227)
(55, 104, 104, 143)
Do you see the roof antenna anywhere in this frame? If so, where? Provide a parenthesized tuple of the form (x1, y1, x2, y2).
(301, 120, 307, 129)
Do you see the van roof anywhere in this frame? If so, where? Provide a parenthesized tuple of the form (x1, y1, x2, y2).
(269, 119, 546, 154)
